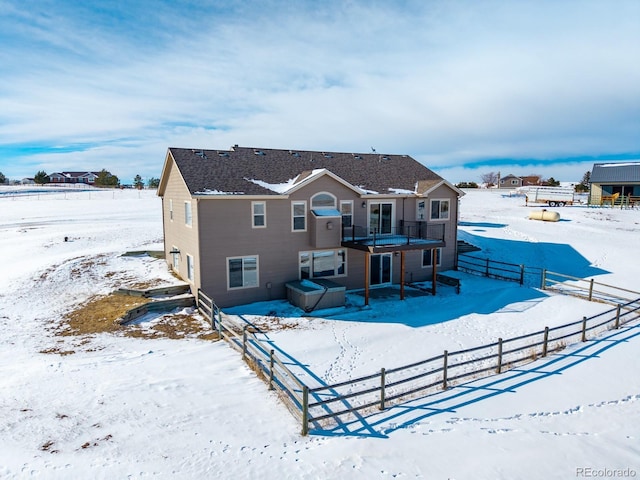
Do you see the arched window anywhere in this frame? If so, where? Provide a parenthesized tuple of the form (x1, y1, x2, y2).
(311, 192, 336, 209)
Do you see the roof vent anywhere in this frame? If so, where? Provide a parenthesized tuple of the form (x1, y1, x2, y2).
(382, 155, 390, 161)
(289, 150, 300, 157)
(217, 151, 229, 157)
(195, 150, 207, 159)
(254, 150, 265, 156)
(323, 153, 333, 158)
(353, 154, 363, 160)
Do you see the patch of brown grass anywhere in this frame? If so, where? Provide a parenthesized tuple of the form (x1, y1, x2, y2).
(245, 316, 300, 332)
(44, 292, 218, 354)
(60, 294, 150, 336)
(126, 313, 219, 341)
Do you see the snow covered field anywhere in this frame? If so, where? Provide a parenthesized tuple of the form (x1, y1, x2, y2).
(0, 186, 638, 479)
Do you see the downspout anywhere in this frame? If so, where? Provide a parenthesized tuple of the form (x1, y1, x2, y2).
(455, 196, 461, 270)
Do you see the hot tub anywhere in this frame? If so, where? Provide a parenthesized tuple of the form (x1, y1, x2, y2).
(285, 278, 346, 312)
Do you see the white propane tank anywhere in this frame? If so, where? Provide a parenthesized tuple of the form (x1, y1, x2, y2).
(528, 209, 560, 222)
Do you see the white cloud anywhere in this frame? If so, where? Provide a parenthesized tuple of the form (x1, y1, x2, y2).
(0, 0, 638, 183)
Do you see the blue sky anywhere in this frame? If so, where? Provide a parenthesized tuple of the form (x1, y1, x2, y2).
(1, 0, 638, 185)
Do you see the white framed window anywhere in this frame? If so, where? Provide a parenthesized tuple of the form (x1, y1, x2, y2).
(252, 201, 266, 228)
(292, 201, 307, 231)
(311, 192, 337, 210)
(369, 201, 394, 234)
(169, 199, 173, 221)
(422, 248, 442, 267)
(430, 199, 449, 220)
(299, 249, 346, 279)
(417, 200, 426, 221)
(227, 255, 259, 289)
(186, 254, 194, 281)
(184, 201, 192, 226)
(340, 200, 353, 228)
(171, 246, 180, 271)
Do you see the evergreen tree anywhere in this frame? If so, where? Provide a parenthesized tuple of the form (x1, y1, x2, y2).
(0, 171, 6, 184)
(575, 171, 591, 192)
(543, 177, 560, 186)
(34, 170, 49, 185)
(95, 169, 119, 187)
(134, 174, 144, 189)
(147, 177, 160, 189)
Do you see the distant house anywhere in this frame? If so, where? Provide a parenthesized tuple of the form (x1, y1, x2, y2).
(521, 175, 542, 187)
(157, 146, 464, 308)
(21, 178, 36, 185)
(589, 162, 640, 206)
(49, 171, 100, 184)
(499, 174, 523, 189)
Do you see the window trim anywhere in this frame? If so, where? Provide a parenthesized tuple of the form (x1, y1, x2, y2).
(184, 200, 193, 227)
(171, 245, 180, 272)
(422, 248, 442, 267)
(416, 199, 426, 221)
(251, 201, 266, 228)
(340, 200, 353, 229)
(299, 249, 347, 279)
(169, 199, 173, 221)
(429, 198, 450, 221)
(227, 255, 260, 290)
(186, 254, 194, 282)
(292, 200, 307, 232)
(368, 200, 395, 235)
(311, 192, 337, 210)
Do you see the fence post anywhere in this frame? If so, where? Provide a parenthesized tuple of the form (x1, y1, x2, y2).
(542, 327, 549, 357)
(442, 350, 448, 390)
(243, 326, 248, 359)
(485, 258, 490, 277)
(269, 349, 275, 390)
(588, 279, 594, 302)
(217, 310, 222, 338)
(581, 316, 587, 342)
(497, 338, 503, 374)
(615, 305, 621, 329)
(541, 269, 547, 290)
(301, 386, 309, 436)
(380, 368, 386, 410)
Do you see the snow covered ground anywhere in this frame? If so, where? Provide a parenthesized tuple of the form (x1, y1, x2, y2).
(0, 186, 638, 479)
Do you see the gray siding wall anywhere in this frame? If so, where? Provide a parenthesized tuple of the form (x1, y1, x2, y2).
(195, 175, 460, 307)
(161, 161, 201, 291)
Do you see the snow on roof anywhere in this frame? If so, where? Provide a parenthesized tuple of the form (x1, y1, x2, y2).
(599, 162, 640, 167)
(195, 189, 245, 195)
(244, 177, 296, 194)
(357, 186, 379, 194)
(388, 187, 416, 195)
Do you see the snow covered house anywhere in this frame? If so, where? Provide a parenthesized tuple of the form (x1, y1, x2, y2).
(157, 146, 464, 308)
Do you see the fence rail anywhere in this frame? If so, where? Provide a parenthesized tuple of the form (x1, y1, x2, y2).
(197, 290, 307, 429)
(458, 253, 543, 287)
(197, 282, 640, 435)
(301, 298, 640, 432)
(542, 270, 640, 305)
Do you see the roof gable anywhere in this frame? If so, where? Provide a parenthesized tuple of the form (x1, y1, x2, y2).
(167, 146, 449, 197)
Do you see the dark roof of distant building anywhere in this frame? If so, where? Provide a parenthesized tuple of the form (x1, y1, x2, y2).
(590, 162, 640, 183)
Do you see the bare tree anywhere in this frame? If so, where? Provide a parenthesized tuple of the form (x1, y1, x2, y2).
(480, 172, 499, 187)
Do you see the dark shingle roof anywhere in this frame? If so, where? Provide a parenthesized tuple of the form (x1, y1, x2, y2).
(590, 162, 640, 183)
(169, 146, 444, 196)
